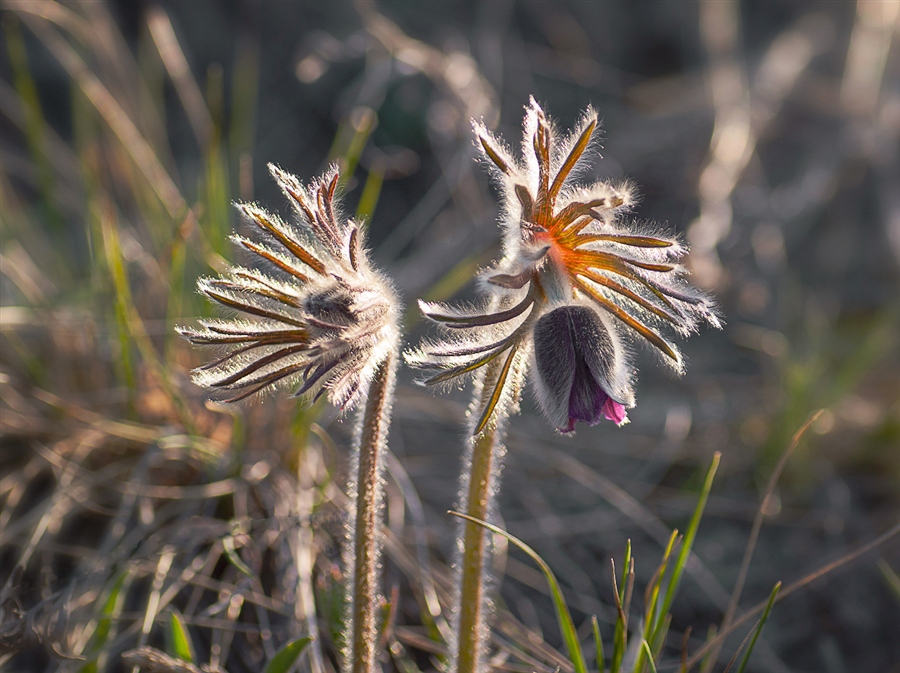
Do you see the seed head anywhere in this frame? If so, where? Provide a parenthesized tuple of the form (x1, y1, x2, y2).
(407, 98, 720, 434)
(179, 164, 399, 408)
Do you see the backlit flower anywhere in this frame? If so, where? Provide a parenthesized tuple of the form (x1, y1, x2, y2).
(533, 304, 633, 431)
(179, 164, 399, 408)
(407, 98, 719, 434)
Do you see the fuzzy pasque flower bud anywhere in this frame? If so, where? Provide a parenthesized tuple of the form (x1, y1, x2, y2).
(408, 98, 720, 434)
(179, 164, 399, 408)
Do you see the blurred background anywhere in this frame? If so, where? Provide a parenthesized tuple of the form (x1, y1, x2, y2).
(1, 1, 898, 672)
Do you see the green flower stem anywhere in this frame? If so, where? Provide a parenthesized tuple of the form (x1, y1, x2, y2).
(349, 352, 397, 673)
(456, 427, 498, 673)
(456, 357, 512, 673)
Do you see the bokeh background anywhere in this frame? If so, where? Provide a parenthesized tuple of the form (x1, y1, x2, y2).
(1, 1, 898, 672)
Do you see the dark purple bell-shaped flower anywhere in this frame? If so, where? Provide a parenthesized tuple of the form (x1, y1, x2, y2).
(533, 304, 634, 433)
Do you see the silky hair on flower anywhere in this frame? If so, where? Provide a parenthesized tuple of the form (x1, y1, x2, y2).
(180, 163, 401, 673)
(179, 163, 399, 410)
(408, 98, 720, 435)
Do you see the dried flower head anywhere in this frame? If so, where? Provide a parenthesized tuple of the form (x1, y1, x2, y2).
(408, 98, 720, 434)
(179, 164, 399, 408)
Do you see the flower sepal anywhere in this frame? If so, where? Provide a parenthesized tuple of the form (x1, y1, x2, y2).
(532, 303, 634, 434)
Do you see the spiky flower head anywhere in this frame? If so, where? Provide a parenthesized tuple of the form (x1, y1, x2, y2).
(407, 98, 720, 434)
(179, 164, 399, 408)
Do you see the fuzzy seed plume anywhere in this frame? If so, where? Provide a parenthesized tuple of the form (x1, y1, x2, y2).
(179, 163, 399, 409)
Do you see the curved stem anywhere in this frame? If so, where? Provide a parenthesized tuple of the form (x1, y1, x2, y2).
(347, 351, 397, 673)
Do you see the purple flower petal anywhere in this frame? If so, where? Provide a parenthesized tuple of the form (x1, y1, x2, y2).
(534, 304, 632, 433)
(533, 306, 578, 429)
(602, 396, 628, 426)
(565, 347, 608, 430)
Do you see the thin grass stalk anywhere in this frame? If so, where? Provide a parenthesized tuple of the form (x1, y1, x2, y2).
(592, 615, 604, 673)
(634, 454, 719, 673)
(294, 431, 325, 673)
(97, 195, 195, 432)
(450, 512, 588, 673)
(4, 16, 62, 232)
(145, 5, 212, 149)
(18, 11, 187, 220)
(702, 411, 821, 673)
(685, 521, 900, 669)
(347, 350, 399, 673)
(733, 582, 780, 673)
(610, 559, 628, 673)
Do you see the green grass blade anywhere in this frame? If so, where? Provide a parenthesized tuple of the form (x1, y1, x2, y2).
(640, 640, 658, 673)
(78, 571, 129, 672)
(356, 160, 384, 224)
(699, 624, 718, 672)
(592, 615, 604, 673)
(652, 613, 671, 661)
(644, 531, 678, 644)
(636, 454, 718, 673)
(202, 64, 232, 255)
(229, 37, 258, 189)
(655, 453, 720, 635)
(3, 15, 62, 232)
(610, 558, 627, 673)
(877, 557, 900, 603)
(23, 13, 188, 222)
(451, 512, 588, 673)
(164, 233, 187, 361)
(638, 552, 675, 673)
(167, 609, 196, 663)
(403, 244, 498, 329)
(734, 582, 780, 673)
(203, 140, 232, 255)
(265, 636, 313, 673)
(98, 199, 195, 430)
(620, 539, 632, 605)
(98, 198, 137, 397)
(328, 106, 377, 185)
(223, 531, 256, 578)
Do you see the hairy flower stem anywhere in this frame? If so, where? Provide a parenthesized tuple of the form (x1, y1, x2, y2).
(348, 351, 397, 673)
(455, 359, 512, 673)
(456, 428, 500, 673)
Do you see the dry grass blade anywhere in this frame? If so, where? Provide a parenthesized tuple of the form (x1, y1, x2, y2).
(146, 5, 213, 148)
(451, 512, 589, 673)
(686, 522, 900, 669)
(14, 7, 187, 220)
(703, 410, 823, 672)
(518, 441, 732, 611)
(2, 3, 895, 672)
(122, 646, 203, 673)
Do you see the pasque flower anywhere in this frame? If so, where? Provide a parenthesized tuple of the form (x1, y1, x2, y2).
(179, 163, 399, 408)
(180, 164, 400, 673)
(408, 98, 719, 434)
(533, 304, 631, 431)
